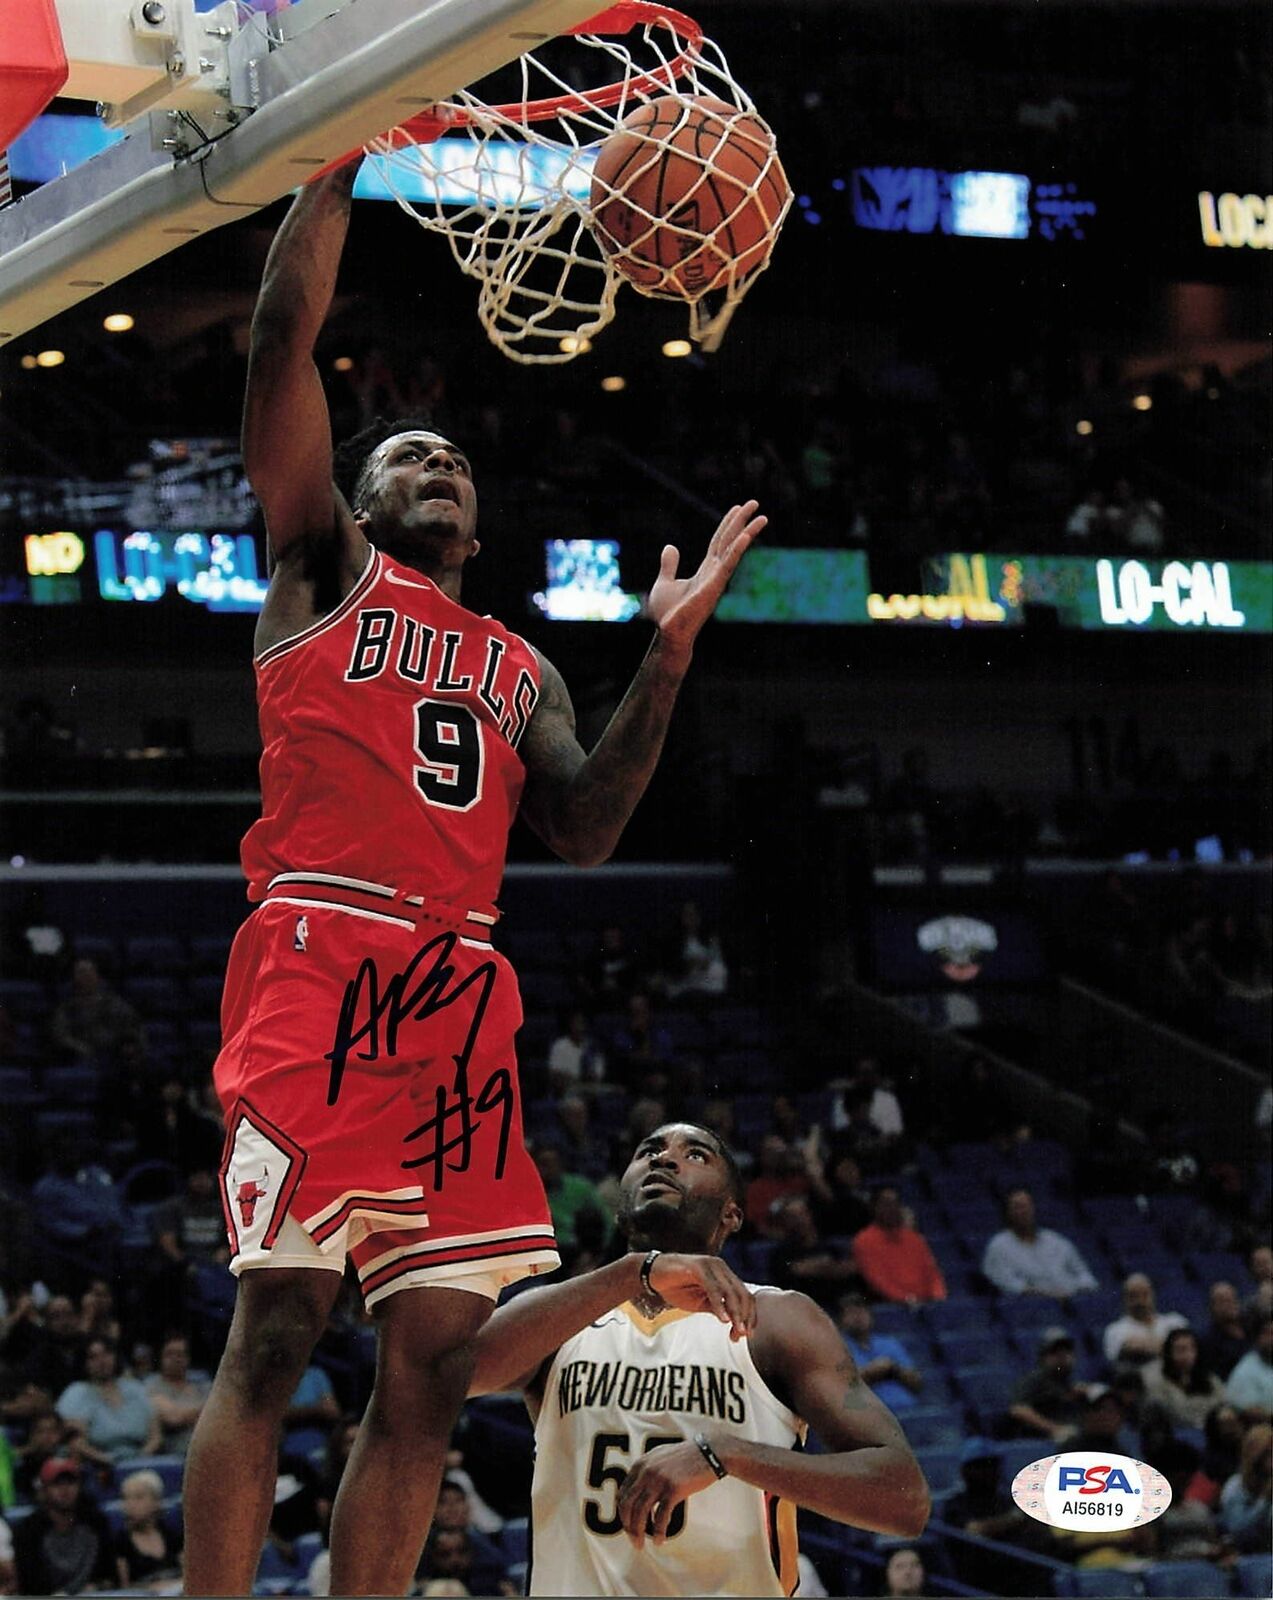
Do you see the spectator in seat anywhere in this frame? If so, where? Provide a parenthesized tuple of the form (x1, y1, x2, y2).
(75, 1282, 120, 1347)
(1143, 1327, 1226, 1433)
(56, 1338, 160, 1467)
(610, 992, 676, 1097)
(745, 1136, 810, 1239)
(49, 958, 142, 1063)
(1246, 1245, 1273, 1327)
(1103, 1273, 1187, 1366)
(1200, 1281, 1252, 1379)
(576, 924, 642, 1009)
(1226, 1314, 1273, 1423)
(1184, 1403, 1243, 1510)
(656, 900, 728, 1001)
(837, 1292, 924, 1410)
(942, 1439, 1030, 1543)
(531, 1144, 606, 1264)
(982, 1188, 1098, 1302)
(883, 1545, 926, 1599)
(1069, 1384, 1138, 1458)
(30, 1141, 126, 1278)
(1, 1293, 84, 1410)
(1009, 1327, 1086, 1442)
(546, 1009, 607, 1095)
(144, 1333, 210, 1456)
(1218, 1422, 1273, 1553)
(852, 1187, 946, 1305)
(282, 1363, 341, 1458)
(12, 1410, 69, 1501)
(550, 1095, 611, 1186)
(134, 1072, 222, 1172)
(432, 1479, 506, 1583)
(0, 1513, 14, 1595)
(807, 1151, 873, 1238)
(12, 1457, 115, 1595)
(418, 1526, 510, 1597)
(769, 1196, 859, 1308)
(113, 1467, 182, 1588)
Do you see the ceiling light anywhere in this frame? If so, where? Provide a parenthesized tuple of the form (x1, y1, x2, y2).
(332, 355, 354, 372)
(662, 339, 692, 358)
(559, 335, 592, 355)
(1132, 394, 1152, 411)
(103, 313, 134, 332)
(600, 375, 626, 393)
(20, 354, 37, 370)
(35, 350, 65, 368)
(1075, 419, 1094, 436)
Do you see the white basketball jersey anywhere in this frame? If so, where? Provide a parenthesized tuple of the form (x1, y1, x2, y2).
(530, 1291, 804, 1596)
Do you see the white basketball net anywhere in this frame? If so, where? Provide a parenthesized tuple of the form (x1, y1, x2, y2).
(363, 5, 791, 364)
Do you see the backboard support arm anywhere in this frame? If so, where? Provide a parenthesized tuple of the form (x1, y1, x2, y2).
(0, 0, 603, 344)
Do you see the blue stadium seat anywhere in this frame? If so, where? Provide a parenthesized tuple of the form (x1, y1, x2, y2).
(900, 1407, 964, 1449)
(869, 1302, 926, 1338)
(1235, 1553, 1273, 1598)
(994, 1439, 1047, 1483)
(1141, 1560, 1230, 1598)
(1185, 1251, 1249, 1288)
(914, 1445, 961, 1493)
(35, 1108, 96, 1143)
(123, 975, 186, 1017)
(942, 1142, 1000, 1174)
(1080, 1195, 1153, 1230)
(499, 1518, 529, 1566)
(918, 1297, 995, 1334)
(0, 978, 48, 1020)
(1053, 1569, 1143, 1598)
(73, 934, 120, 971)
(187, 1018, 222, 1058)
(707, 1006, 766, 1048)
(190, 933, 233, 972)
(935, 1331, 1004, 1370)
(124, 935, 187, 974)
(44, 1064, 105, 1104)
(996, 1296, 1063, 1332)
(188, 974, 226, 1015)
(0, 1065, 43, 1105)
(740, 1241, 774, 1280)
(292, 1531, 324, 1574)
(102, 1497, 129, 1537)
(952, 1366, 1016, 1424)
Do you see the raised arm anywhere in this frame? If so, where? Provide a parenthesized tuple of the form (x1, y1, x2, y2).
(242, 162, 366, 565)
(518, 501, 765, 866)
(616, 1290, 930, 1547)
(468, 1253, 755, 1399)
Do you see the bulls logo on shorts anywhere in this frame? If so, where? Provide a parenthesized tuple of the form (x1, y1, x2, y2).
(220, 1100, 307, 1258)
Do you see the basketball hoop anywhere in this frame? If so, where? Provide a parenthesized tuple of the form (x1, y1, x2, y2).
(358, 1, 791, 364)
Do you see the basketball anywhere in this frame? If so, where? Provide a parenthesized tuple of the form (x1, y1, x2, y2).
(588, 94, 791, 298)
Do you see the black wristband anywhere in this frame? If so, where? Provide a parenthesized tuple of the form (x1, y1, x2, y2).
(694, 1431, 728, 1480)
(639, 1249, 661, 1296)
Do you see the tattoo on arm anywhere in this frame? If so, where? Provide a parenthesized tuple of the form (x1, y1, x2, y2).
(523, 646, 685, 864)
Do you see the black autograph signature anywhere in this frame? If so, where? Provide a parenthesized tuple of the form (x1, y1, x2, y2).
(325, 932, 512, 1188)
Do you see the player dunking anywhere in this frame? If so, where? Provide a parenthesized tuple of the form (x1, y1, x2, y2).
(181, 160, 765, 1597)
(467, 1123, 930, 1595)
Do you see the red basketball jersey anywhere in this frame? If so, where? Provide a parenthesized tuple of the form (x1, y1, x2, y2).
(241, 547, 541, 908)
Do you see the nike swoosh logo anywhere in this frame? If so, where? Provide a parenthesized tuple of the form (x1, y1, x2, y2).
(384, 570, 434, 590)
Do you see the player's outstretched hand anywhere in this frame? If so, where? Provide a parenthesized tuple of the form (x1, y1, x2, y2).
(645, 499, 766, 653)
(646, 1252, 755, 1341)
(616, 1438, 719, 1548)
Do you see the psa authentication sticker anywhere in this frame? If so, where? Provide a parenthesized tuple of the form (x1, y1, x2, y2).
(1011, 1452, 1172, 1531)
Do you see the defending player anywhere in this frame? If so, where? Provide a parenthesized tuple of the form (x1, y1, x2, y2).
(182, 160, 765, 1597)
(467, 1123, 931, 1596)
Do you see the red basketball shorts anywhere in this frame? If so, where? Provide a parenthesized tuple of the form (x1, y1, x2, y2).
(213, 880, 559, 1307)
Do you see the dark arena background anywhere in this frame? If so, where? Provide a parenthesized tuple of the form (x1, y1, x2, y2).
(1, 0, 1271, 1596)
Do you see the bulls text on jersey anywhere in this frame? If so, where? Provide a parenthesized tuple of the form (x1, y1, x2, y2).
(344, 608, 539, 748)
